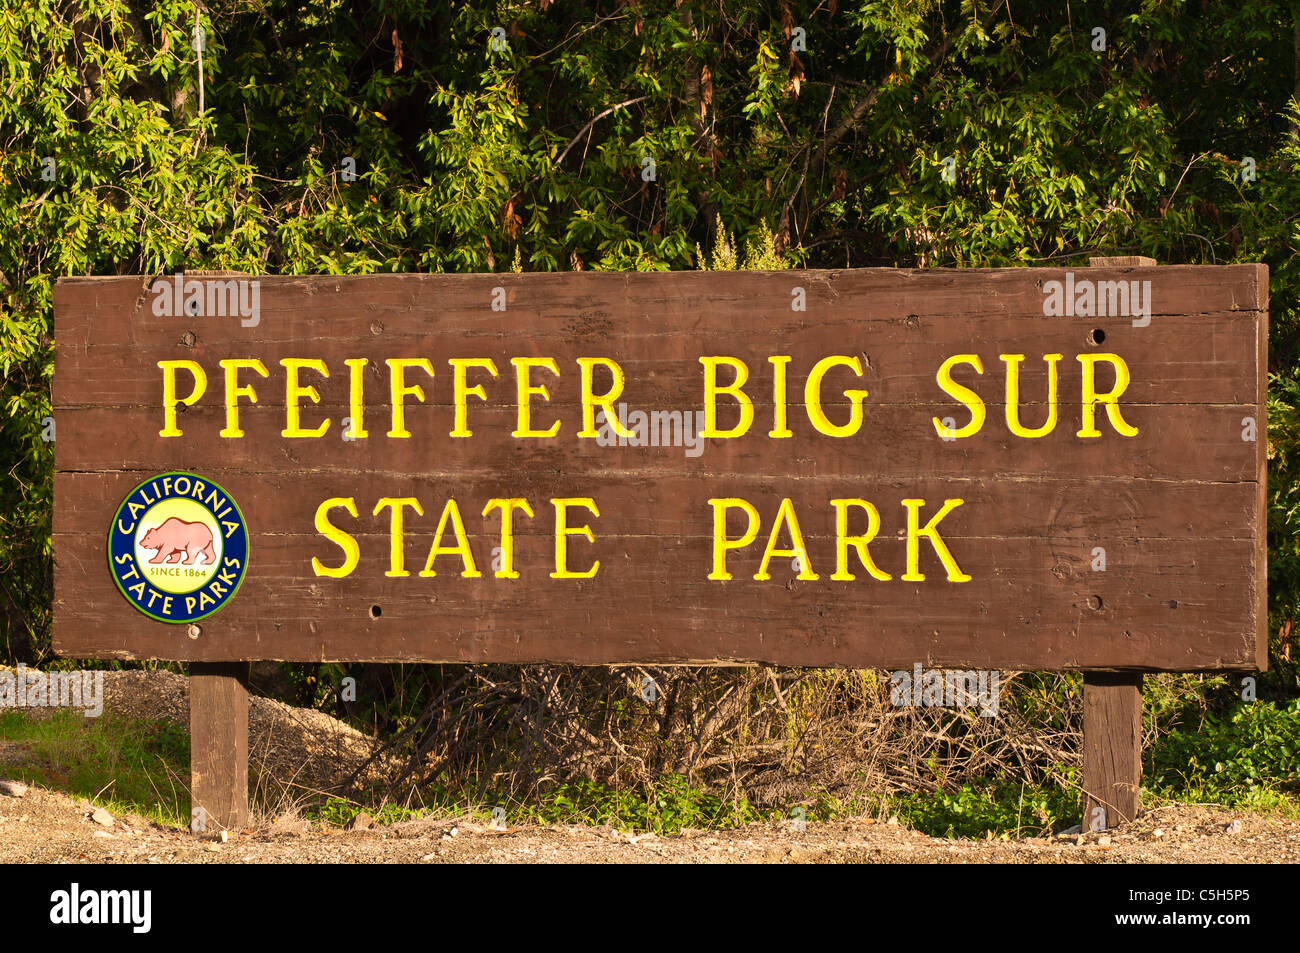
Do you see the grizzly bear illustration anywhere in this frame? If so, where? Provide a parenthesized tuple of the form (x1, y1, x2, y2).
(139, 518, 216, 566)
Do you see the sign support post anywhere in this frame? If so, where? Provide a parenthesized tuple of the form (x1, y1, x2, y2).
(174, 270, 253, 836)
(189, 662, 249, 834)
(1078, 256, 1156, 829)
(1081, 671, 1143, 828)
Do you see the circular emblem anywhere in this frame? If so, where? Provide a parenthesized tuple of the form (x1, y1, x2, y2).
(108, 472, 249, 623)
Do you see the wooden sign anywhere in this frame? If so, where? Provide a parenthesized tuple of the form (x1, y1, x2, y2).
(52, 266, 1267, 671)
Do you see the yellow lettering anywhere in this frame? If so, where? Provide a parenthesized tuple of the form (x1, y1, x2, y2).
(768, 356, 793, 438)
(707, 498, 760, 580)
(419, 500, 482, 577)
(482, 498, 535, 579)
(373, 497, 423, 577)
(933, 355, 985, 439)
(218, 359, 269, 438)
(699, 357, 754, 438)
(158, 360, 206, 437)
(1076, 354, 1139, 438)
(901, 498, 971, 582)
(830, 499, 891, 581)
(312, 497, 360, 578)
(755, 498, 818, 580)
(805, 356, 869, 438)
(280, 358, 330, 438)
(550, 497, 599, 578)
(512, 358, 562, 438)
(1002, 353, 1061, 438)
(344, 358, 369, 439)
(387, 358, 435, 438)
(577, 357, 633, 439)
(449, 358, 498, 438)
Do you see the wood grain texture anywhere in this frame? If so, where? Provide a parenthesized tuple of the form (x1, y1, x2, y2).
(51, 267, 1267, 668)
(189, 662, 249, 832)
(1081, 672, 1143, 827)
(1089, 256, 1157, 267)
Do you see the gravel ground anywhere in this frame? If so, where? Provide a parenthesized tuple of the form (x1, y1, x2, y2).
(1, 667, 1297, 863)
(0, 786, 1296, 863)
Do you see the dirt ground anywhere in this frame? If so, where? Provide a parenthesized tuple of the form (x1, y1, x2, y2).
(2, 787, 1297, 863)
(1, 667, 1297, 864)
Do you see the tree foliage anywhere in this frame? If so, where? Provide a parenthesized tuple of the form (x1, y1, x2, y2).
(1, 1, 1298, 676)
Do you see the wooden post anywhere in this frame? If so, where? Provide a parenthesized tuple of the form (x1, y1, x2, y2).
(1082, 672, 1143, 828)
(1087, 255, 1157, 268)
(1078, 255, 1152, 829)
(189, 662, 250, 834)
(182, 270, 253, 835)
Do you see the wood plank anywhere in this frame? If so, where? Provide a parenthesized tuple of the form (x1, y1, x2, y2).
(54, 527, 1259, 667)
(1089, 256, 1157, 267)
(50, 266, 1269, 346)
(49, 402, 1259, 483)
(52, 310, 1261, 407)
(51, 470, 1260, 540)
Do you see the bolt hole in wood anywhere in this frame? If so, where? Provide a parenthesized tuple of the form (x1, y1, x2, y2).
(369, 604, 382, 619)
(1088, 328, 1106, 345)
(1087, 595, 1103, 610)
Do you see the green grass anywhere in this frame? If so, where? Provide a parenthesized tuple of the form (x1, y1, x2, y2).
(516, 774, 776, 833)
(890, 779, 1079, 839)
(306, 774, 781, 835)
(0, 707, 191, 827)
(2, 698, 1297, 839)
(1145, 699, 1300, 815)
(305, 796, 431, 827)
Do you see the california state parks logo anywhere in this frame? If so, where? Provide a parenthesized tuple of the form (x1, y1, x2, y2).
(108, 472, 248, 623)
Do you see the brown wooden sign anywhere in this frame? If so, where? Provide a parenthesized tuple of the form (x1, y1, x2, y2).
(52, 265, 1267, 671)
